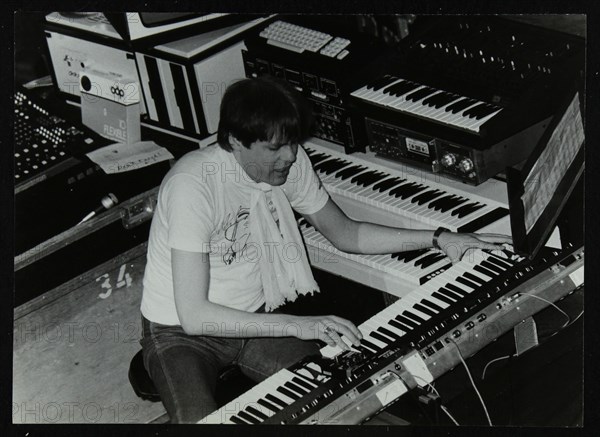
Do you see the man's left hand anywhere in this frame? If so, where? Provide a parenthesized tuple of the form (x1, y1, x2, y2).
(437, 232, 513, 263)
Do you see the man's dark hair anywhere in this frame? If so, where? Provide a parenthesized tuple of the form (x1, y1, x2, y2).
(217, 76, 314, 151)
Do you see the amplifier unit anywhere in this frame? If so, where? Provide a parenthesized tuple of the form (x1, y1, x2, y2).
(364, 116, 551, 185)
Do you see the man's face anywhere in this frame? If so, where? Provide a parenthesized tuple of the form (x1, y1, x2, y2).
(232, 138, 298, 186)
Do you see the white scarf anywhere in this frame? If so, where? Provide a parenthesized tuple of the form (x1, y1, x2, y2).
(248, 186, 320, 311)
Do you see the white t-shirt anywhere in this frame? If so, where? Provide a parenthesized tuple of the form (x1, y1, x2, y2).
(141, 144, 329, 325)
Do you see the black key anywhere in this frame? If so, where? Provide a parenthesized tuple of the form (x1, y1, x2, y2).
(373, 177, 405, 193)
(446, 283, 469, 297)
(425, 91, 454, 108)
(358, 344, 377, 355)
(352, 170, 381, 186)
(266, 393, 289, 408)
(379, 326, 403, 340)
(360, 339, 382, 352)
(412, 189, 445, 205)
(358, 171, 388, 187)
(370, 331, 395, 345)
(414, 253, 440, 268)
(476, 104, 500, 119)
(456, 276, 480, 290)
(323, 160, 352, 175)
(433, 195, 459, 211)
(406, 87, 436, 102)
(457, 207, 509, 233)
(292, 377, 316, 392)
(388, 182, 415, 198)
(414, 303, 437, 317)
(403, 310, 427, 324)
(463, 102, 487, 118)
(481, 260, 505, 275)
(246, 406, 269, 421)
(464, 271, 487, 285)
(431, 291, 455, 305)
(376, 75, 400, 90)
(368, 74, 397, 91)
(306, 152, 330, 165)
(293, 371, 319, 388)
(230, 415, 250, 424)
(397, 249, 429, 262)
(398, 183, 427, 199)
(336, 165, 367, 180)
(456, 203, 485, 219)
(451, 202, 482, 217)
(428, 194, 454, 210)
(438, 287, 462, 301)
(387, 80, 419, 97)
(439, 197, 468, 213)
(421, 91, 444, 106)
(314, 158, 342, 172)
(433, 93, 460, 108)
(445, 98, 472, 113)
(486, 255, 514, 270)
(312, 157, 334, 169)
(277, 386, 301, 401)
(420, 253, 446, 268)
(389, 318, 412, 332)
(454, 99, 480, 114)
(421, 298, 445, 313)
(382, 78, 405, 94)
(285, 381, 310, 395)
(396, 315, 419, 329)
(474, 264, 498, 279)
(258, 398, 281, 412)
(238, 410, 261, 424)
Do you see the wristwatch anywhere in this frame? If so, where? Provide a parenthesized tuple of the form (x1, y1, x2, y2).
(432, 227, 450, 250)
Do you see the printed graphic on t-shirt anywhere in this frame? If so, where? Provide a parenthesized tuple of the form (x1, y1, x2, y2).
(222, 206, 250, 265)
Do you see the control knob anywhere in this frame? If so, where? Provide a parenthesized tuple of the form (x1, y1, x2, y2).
(458, 158, 474, 173)
(440, 153, 457, 167)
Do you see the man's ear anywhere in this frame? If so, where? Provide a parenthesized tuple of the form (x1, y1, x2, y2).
(229, 135, 243, 151)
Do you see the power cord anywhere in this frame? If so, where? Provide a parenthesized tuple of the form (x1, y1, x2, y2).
(517, 292, 570, 329)
(482, 291, 583, 380)
(481, 354, 513, 380)
(387, 370, 460, 426)
(447, 338, 493, 426)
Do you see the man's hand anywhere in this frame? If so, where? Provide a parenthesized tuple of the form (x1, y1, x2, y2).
(293, 315, 363, 351)
(437, 232, 513, 263)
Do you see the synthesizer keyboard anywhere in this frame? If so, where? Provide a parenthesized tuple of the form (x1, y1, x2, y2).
(303, 140, 510, 234)
(204, 245, 583, 424)
(299, 217, 452, 297)
(348, 16, 584, 185)
(352, 75, 503, 134)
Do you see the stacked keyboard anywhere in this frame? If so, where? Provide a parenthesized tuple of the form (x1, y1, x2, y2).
(303, 141, 510, 234)
(299, 217, 452, 296)
(351, 74, 503, 133)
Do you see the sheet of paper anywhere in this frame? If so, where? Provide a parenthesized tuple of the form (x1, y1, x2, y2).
(86, 141, 174, 174)
(521, 92, 584, 234)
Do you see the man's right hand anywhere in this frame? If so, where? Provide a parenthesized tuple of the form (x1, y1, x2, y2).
(293, 315, 362, 351)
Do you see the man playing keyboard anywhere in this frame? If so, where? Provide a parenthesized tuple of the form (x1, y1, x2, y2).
(139, 76, 511, 423)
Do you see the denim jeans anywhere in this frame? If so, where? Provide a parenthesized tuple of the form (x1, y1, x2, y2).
(140, 312, 320, 424)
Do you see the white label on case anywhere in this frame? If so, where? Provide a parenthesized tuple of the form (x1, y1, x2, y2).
(375, 379, 408, 406)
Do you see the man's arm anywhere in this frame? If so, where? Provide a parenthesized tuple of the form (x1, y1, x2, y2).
(171, 248, 362, 349)
(304, 198, 511, 262)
